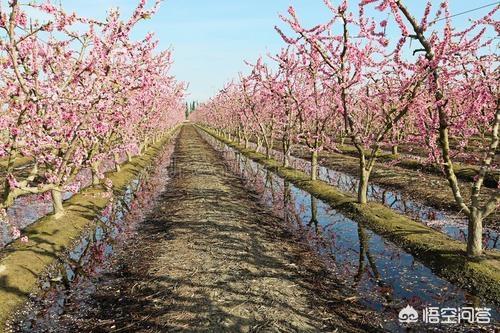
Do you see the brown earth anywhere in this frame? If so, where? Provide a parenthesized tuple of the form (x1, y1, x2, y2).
(20, 125, 383, 332)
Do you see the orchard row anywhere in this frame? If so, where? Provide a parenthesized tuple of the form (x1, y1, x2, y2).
(192, 0, 499, 256)
(0, 1, 185, 230)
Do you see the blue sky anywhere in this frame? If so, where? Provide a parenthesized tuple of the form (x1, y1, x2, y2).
(48, 1, 499, 101)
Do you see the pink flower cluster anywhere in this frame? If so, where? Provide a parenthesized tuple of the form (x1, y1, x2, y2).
(0, 1, 185, 223)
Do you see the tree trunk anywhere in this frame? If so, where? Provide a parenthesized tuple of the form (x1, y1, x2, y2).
(358, 167, 370, 204)
(467, 210, 483, 256)
(311, 150, 318, 181)
(51, 189, 64, 218)
(114, 153, 121, 172)
(269, 137, 274, 160)
(308, 195, 319, 232)
(91, 161, 100, 186)
(256, 137, 262, 153)
(283, 140, 291, 168)
(126, 151, 133, 162)
(2, 181, 11, 208)
(283, 180, 290, 224)
(392, 145, 398, 155)
(284, 151, 290, 168)
(355, 225, 367, 283)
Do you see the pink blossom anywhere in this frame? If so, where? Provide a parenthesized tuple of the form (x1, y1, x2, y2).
(11, 227, 21, 239)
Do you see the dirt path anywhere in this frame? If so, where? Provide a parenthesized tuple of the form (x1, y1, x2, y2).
(29, 125, 382, 332)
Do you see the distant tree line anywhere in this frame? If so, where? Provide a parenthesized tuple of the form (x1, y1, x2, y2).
(185, 101, 199, 119)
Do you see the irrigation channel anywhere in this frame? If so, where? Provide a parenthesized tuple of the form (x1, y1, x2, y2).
(243, 139, 499, 250)
(6, 124, 499, 332)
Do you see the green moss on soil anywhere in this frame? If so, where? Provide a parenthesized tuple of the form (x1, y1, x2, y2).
(0, 127, 179, 330)
(198, 125, 500, 305)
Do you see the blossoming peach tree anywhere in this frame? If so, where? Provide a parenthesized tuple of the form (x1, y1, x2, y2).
(0, 0, 185, 239)
(361, 0, 499, 256)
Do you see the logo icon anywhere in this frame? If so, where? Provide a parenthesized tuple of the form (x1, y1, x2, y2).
(399, 305, 419, 323)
